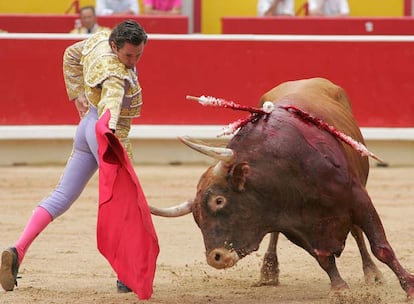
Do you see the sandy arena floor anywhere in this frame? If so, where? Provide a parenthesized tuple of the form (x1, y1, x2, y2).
(0, 164, 413, 304)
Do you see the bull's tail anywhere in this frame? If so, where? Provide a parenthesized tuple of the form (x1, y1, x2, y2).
(281, 105, 386, 164)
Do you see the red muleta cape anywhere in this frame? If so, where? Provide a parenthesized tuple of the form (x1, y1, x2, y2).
(95, 110, 159, 300)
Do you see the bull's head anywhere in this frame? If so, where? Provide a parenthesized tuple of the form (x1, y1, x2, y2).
(151, 136, 269, 270)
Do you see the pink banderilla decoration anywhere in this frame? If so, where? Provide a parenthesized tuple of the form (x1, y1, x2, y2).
(186, 95, 272, 136)
(186, 95, 267, 115)
(186, 95, 385, 163)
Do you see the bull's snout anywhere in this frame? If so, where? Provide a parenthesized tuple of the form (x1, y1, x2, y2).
(206, 248, 240, 269)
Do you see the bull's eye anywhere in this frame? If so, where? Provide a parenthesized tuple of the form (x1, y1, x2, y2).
(208, 195, 227, 212)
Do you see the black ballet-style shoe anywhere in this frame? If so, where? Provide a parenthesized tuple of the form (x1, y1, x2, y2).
(0, 247, 19, 291)
(116, 279, 132, 293)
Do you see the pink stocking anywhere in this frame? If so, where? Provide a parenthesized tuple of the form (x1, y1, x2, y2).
(14, 206, 52, 265)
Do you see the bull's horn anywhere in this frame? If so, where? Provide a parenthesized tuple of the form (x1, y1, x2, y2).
(150, 200, 193, 217)
(178, 136, 235, 163)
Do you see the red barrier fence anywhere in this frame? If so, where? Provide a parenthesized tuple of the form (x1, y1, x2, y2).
(0, 14, 188, 34)
(222, 17, 414, 35)
(0, 34, 413, 128)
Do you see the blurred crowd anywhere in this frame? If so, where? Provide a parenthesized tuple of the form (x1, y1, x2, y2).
(0, 0, 353, 35)
(70, 0, 183, 34)
(257, 0, 350, 17)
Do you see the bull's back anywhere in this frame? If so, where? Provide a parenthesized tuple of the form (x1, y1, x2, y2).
(259, 78, 369, 185)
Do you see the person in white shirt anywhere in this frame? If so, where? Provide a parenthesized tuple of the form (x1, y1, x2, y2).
(96, 0, 140, 15)
(308, 0, 350, 16)
(257, 0, 295, 16)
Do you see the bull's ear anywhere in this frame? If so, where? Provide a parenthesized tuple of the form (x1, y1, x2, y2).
(231, 162, 250, 192)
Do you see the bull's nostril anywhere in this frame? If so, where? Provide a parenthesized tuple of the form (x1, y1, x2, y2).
(214, 253, 221, 261)
(207, 248, 239, 269)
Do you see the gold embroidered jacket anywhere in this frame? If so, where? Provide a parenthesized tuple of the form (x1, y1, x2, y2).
(63, 30, 142, 154)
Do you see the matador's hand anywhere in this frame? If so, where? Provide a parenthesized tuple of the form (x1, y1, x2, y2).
(74, 95, 89, 118)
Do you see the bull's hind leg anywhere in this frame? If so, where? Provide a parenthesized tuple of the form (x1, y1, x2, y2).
(350, 225, 384, 284)
(254, 232, 280, 286)
(353, 187, 414, 299)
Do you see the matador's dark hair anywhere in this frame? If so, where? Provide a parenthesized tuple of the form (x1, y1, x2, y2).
(109, 20, 148, 50)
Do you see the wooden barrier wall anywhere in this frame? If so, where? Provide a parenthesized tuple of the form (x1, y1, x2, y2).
(0, 33, 413, 128)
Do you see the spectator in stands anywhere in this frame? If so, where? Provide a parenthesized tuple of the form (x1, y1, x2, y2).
(308, 0, 350, 16)
(96, 0, 140, 15)
(143, 0, 182, 15)
(257, 0, 294, 16)
(70, 6, 111, 34)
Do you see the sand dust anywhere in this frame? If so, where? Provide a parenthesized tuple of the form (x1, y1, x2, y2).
(0, 165, 413, 304)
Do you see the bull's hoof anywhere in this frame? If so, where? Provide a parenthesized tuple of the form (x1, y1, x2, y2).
(328, 284, 352, 302)
(363, 266, 385, 285)
(256, 257, 279, 287)
(330, 280, 349, 292)
(405, 276, 414, 301)
(252, 278, 279, 287)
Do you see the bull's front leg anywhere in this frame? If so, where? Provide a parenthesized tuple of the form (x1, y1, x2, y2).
(254, 232, 280, 286)
(315, 253, 349, 291)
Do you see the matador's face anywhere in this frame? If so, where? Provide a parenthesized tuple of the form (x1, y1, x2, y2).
(111, 41, 145, 69)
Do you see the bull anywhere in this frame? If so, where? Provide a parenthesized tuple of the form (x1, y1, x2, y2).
(151, 78, 414, 298)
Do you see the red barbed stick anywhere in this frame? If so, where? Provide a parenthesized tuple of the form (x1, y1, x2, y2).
(282, 105, 385, 163)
